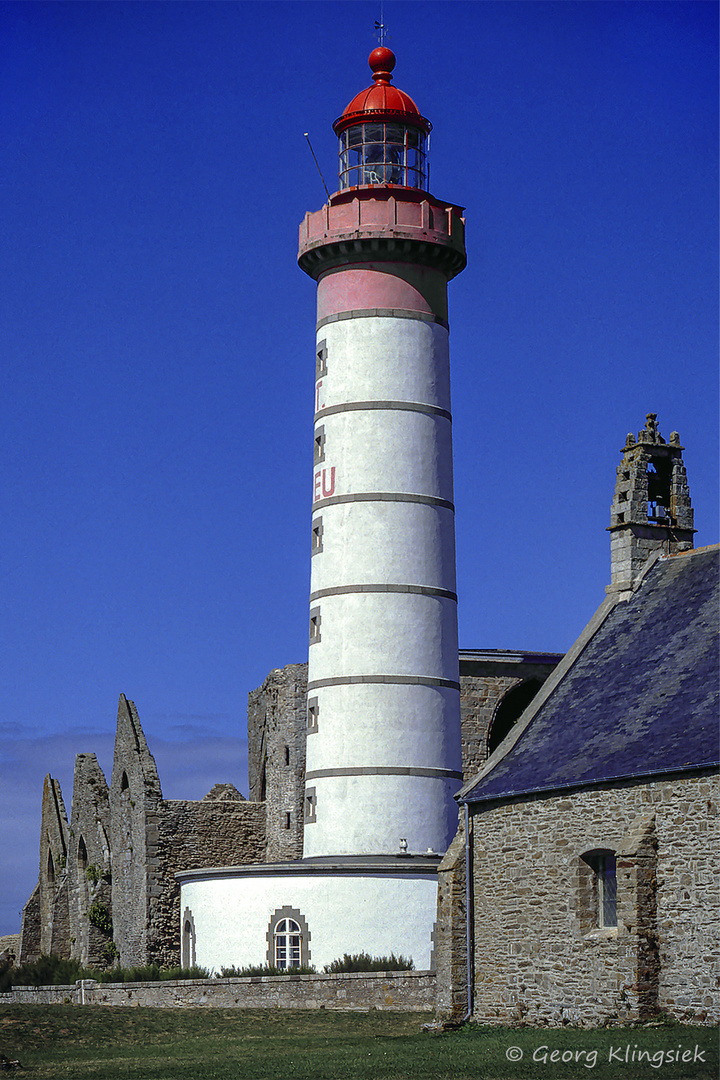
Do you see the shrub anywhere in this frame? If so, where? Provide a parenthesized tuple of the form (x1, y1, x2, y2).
(323, 952, 414, 974)
(5, 954, 85, 987)
(86, 902, 112, 936)
(0, 954, 209, 989)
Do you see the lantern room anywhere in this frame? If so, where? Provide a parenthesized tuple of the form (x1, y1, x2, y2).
(333, 46, 432, 192)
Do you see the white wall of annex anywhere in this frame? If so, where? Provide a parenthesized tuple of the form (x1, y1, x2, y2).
(181, 872, 439, 974)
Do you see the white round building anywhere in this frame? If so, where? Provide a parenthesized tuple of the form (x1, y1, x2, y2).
(179, 45, 467, 975)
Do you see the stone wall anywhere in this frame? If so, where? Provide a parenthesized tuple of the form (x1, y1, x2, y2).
(20, 696, 269, 970)
(458, 654, 561, 778)
(149, 789, 266, 967)
(461, 772, 718, 1026)
(434, 820, 468, 1023)
(24, 776, 71, 963)
(0, 970, 435, 1011)
(248, 665, 307, 861)
(68, 753, 113, 966)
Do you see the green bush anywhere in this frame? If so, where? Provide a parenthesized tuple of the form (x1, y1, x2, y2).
(86, 902, 112, 936)
(4, 954, 85, 987)
(0, 954, 209, 989)
(323, 952, 414, 974)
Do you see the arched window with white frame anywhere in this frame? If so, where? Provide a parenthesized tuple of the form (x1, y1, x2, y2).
(266, 906, 311, 970)
(274, 918, 301, 969)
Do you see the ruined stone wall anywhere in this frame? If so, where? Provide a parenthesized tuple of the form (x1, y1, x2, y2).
(148, 788, 266, 967)
(67, 754, 113, 966)
(18, 885, 41, 965)
(463, 772, 719, 1026)
(460, 677, 523, 778)
(35, 776, 70, 961)
(248, 665, 307, 861)
(110, 695, 163, 968)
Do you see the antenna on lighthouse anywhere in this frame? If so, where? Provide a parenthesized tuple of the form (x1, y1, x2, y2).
(303, 133, 331, 200)
(374, 2, 389, 46)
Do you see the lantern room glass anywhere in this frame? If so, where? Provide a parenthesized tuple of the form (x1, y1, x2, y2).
(339, 122, 428, 190)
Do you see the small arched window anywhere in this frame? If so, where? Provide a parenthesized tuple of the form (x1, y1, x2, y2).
(120, 771, 130, 792)
(47, 848, 55, 883)
(581, 849, 617, 928)
(182, 908, 196, 968)
(78, 836, 88, 871)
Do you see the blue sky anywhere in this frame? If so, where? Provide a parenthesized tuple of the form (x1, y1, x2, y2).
(1, 0, 717, 937)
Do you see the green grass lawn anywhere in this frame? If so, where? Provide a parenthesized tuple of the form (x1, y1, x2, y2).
(0, 1005, 716, 1080)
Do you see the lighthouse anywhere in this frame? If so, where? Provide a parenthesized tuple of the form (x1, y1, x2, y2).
(299, 46, 466, 859)
(178, 46, 467, 975)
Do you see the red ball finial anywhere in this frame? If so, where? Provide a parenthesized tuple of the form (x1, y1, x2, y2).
(368, 46, 396, 81)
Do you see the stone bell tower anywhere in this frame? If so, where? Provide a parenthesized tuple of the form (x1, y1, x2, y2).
(607, 413, 695, 591)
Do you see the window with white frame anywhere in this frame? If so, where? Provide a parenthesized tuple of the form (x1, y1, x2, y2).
(275, 918, 302, 969)
(266, 907, 311, 970)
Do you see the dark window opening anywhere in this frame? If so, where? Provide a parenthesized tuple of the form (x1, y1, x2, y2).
(316, 341, 328, 379)
(78, 836, 88, 871)
(581, 849, 617, 928)
(314, 426, 326, 465)
(311, 517, 323, 555)
(487, 679, 543, 756)
(646, 457, 673, 523)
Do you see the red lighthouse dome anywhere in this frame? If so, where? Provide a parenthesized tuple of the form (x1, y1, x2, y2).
(333, 47, 432, 136)
(333, 48, 431, 191)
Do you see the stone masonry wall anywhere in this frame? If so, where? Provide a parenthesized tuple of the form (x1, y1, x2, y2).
(460, 677, 523, 778)
(248, 665, 307, 861)
(149, 789, 266, 967)
(0, 970, 435, 1011)
(465, 772, 719, 1026)
(434, 819, 468, 1023)
(33, 776, 70, 962)
(109, 695, 163, 968)
(67, 753, 113, 966)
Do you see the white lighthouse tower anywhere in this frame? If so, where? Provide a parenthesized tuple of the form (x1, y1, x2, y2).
(299, 45, 466, 859)
(178, 46, 467, 975)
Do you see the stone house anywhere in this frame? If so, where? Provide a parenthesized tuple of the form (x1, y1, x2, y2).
(434, 418, 718, 1026)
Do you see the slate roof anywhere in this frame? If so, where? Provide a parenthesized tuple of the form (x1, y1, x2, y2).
(462, 546, 719, 804)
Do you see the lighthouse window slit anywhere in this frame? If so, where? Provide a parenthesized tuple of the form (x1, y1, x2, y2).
(309, 607, 321, 644)
(307, 697, 319, 733)
(316, 340, 328, 379)
(311, 517, 323, 555)
(314, 426, 325, 465)
(305, 787, 317, 823)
